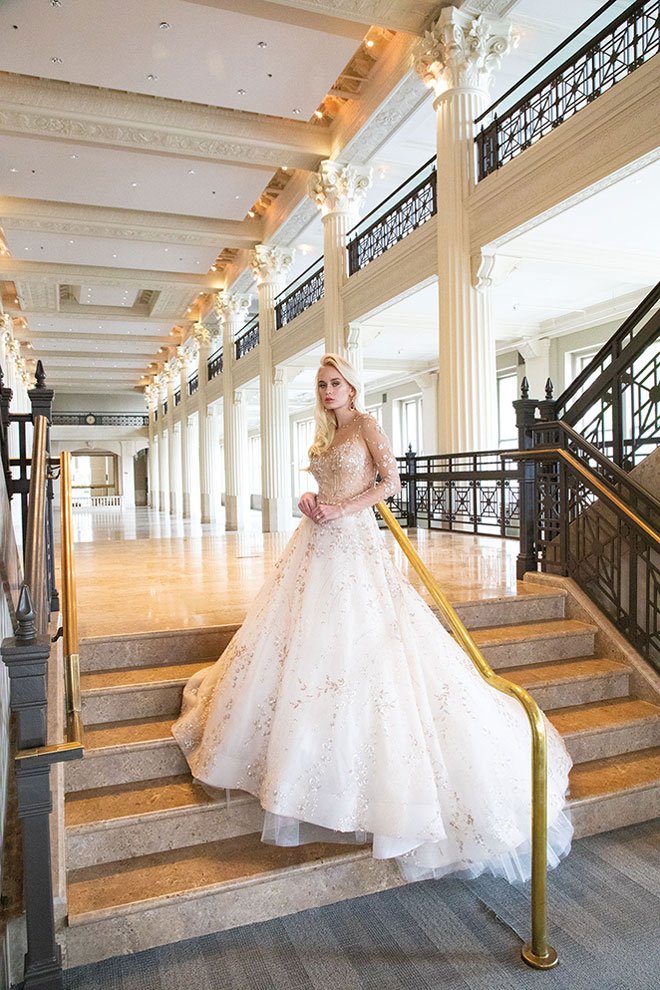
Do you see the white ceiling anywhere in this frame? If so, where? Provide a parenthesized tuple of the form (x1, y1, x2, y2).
(0, 0, 361, 118)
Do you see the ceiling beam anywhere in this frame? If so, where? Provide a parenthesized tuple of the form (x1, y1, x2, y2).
(0, 258, 223, 291)
(0, 73, 330, 171)
(0, 197, 262, 249)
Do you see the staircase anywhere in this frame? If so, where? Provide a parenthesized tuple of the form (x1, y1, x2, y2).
(60, 582, 660, 968)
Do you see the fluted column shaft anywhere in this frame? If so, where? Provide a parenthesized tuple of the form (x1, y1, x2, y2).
(147, 399, 157, 508)
(178, 357, 192, 518)
(197, 337, 213, 522)
(346, 323, 364, 395)
(220, 297, 250, 530)
(166, 376, 178, 515)
(157, 390, 167, 512)
(257, 279, 291, 532)
(417, 7, 512, 453)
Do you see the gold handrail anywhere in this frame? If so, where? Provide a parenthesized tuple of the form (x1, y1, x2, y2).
(15, 451, 84, 765)
(376, 501, 557, 970)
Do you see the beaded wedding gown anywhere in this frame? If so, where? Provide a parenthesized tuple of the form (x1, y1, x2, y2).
(172, 414, 573, 883)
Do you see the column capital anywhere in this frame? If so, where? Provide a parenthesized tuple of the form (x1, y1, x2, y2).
(248, 245, 294, 287)
(192, 321, 212, 344)
(216, 292, 251, 324)
(144, 383, 159, 406)
(309, 160, 372, 217)
(414, 7, 513, 98)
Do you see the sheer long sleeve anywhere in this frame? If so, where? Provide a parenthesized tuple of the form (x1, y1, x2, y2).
(340, 416, 401, 516)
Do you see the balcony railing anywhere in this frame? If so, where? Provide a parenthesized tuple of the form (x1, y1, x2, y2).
(275, 258, 324, 329)
(162, 400, 168, 416)
(347, 156, 437, 276)
(174, 389, 181, 407)
(52, 412, 148, 427)
(188, 373, 198, 396)
(208, 348, 223, 381)
(476, 0, 660, 181)
(235, 315, 259, 360)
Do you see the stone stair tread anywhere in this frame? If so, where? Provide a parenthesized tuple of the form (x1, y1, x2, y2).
(501, 657, 629, 689)
(81, 661, 207, 693)
(471, 618, 596, 646)
(568, 746, 660, 804)
(448, 585, 566, 607)
(65, 775, 251, 830)
(85, 715, 176, 751)
(547, 698, 660, 737)
(67, 831, 370, 922)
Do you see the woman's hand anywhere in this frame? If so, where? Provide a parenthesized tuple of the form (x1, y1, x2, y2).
(298, 492, 317, 518)
(311, 502, 343, 524)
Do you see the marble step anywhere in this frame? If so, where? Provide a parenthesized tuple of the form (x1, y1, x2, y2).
(547, 698, 660, 763)
(501, 657, 630, 710)
(569, 746, 660, 838)
(448, 586, 566, 630)
(65, 717, 184, 792)
(471, 618, 597, 668)
(80, 661, 208, 724)
(79, 623, 240, 672)
(66, 776, 264, 867)
(64, 834, 403, 969)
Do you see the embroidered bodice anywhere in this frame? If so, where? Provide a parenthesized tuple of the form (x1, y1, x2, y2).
(308, 413, 401, 512)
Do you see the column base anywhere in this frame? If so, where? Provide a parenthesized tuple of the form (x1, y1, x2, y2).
(159, 491, 166, 512)
(200, 492, 212, 524)
(225, 494, 249, 531)
(262, 496, 293, 533)
(169, 492, 178, 516)
(182, 492, 191, 518)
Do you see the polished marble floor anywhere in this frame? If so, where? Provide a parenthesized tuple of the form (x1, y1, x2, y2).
(58, 506, 521, 638)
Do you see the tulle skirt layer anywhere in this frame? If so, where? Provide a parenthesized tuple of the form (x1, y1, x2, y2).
(172, 511, 573, 884)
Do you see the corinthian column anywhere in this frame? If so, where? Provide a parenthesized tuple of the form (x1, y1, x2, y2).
(416, 7, 512, 452)
(309, 161, 372, 356)
(145, 386, 158, 509)
(193, 323, 214, 523)
(156, 377, 168, 512)
(176, 346, 192, 518)
(217, 293, 251, 530)
(165, 364, 179, 516)
(248, 245, 294, 533)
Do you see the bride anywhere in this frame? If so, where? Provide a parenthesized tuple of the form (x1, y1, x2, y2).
(172, 353, 572, 883)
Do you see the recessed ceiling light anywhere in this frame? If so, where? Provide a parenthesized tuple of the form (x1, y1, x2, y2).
(235, 195, 240, 200)
(112, 253, 118, 258)
(131, 181, 138, 187)
(256, 41, 267, 48)
(10, 167, 17, 173)
(24, 247, 29, 251)
(237, 88, 247, 95)
(314, 110, 323, 119)
(164, 248, 169, 252)
(292, 108, 301, 114)
(51, 56, 62, 64)
(147, 73, 158, 81)
(366, 39, 374, 48)
(248, 210, 255, 217)
(281, 165, 288, 171)
(69, 239, 74, 244)
(211, 266, 217, 272)
(70, 154, 78, 160)
(159, 21, 170, 29)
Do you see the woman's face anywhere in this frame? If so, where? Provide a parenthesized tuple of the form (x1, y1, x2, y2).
(317, 365, 354, 413)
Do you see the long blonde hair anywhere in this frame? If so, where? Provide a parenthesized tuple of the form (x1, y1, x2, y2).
(308, 353, 364, 459)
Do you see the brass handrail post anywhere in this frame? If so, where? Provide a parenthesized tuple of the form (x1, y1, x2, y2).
(376, 501, 558, 969)
(60, 451, 84, 749)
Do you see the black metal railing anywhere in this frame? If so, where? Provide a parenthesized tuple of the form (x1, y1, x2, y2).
(188, 372, 199, 396)
(546, 281, 660, 469)
(174, 389, 181, 407)
(208, 347, 223, 380)
(163, 399, 168, 416)
(347, 156, 437, 275)
(235, 315, 259, 360)
(476, 0, 660, 180)
(378, 446, 520, 539)
(275, 258, 324, 329)
(52, 412, 149, 427)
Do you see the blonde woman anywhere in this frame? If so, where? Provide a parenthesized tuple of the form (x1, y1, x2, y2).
(173, 353, 572, 882)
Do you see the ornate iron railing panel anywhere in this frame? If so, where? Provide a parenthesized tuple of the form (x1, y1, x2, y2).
(52, 412, 148, 427)
(347, 157, 437, 276)
(162, 400, 168, 416)
(235, 316, 259, 360)
(376, 448, 519, 538)
(174, 389, 181, 407)
(208, 348, 223, 381)
(188, 373, 198, 396)
(476, 0, 660, 181)
(524, 448, 660, 669)
(275, 259, 324, 329)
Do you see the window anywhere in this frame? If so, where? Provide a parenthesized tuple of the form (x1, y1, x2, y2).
(293, 418, 316, 497)
(366, 404, 383, 426)
(395, 396, 423, 455)
(497, 372, 518, 449)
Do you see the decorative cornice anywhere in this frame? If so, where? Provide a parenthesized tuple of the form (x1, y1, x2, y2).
(308, 161, 372, 216)
(248, 245, 294, 287)
(259, 0, 440, 34)
(0, 72, 329, 171)
(414, 8, 513, 96)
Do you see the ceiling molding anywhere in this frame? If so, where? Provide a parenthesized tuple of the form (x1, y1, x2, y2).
(248, 0, 443, 34)
(0, 197, 261, 249)
(1, 258, 221, 291)
(0, 72, 331, 171)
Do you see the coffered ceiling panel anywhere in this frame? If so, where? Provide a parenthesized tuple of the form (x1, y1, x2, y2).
(0, 0, 360, 118)
(0, 137, 274, 220)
